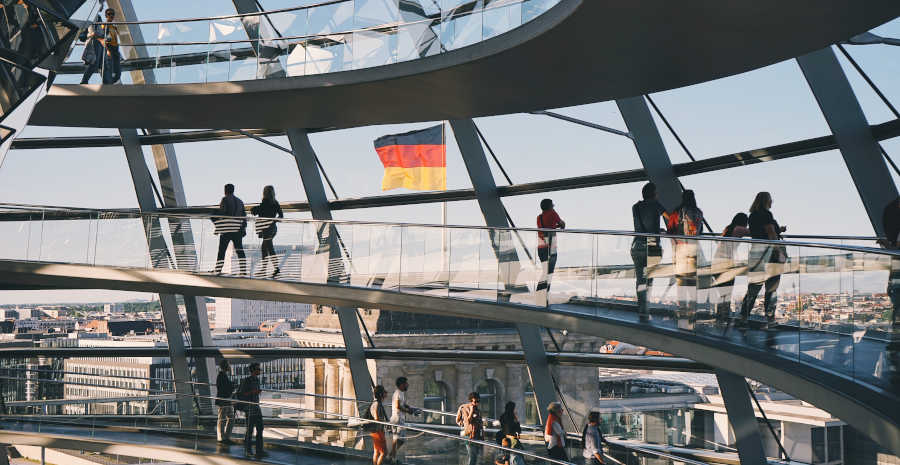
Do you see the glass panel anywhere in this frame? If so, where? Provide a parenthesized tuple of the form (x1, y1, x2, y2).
(799, 245, 852, 375)
(396, 20, 442, 62)
(283, 39, 307, 76)
(257, 38, 288, 79)
(852, 250, 895, 389)
(440, 7, 482, 50)
(355, 0, 399, 28)
(521, 0, 559, 23)
(482, 1, 521, 39)
(352, 29, 396, 69)
(94, 213, 148, 268)
(0, 218, 31, 260)
(266, 9, 308, 39)
(307, 1, 354, 35)
(0, 57, 45, 122)
(206, 42, 231, 82)
(228, 40, 259, 81)
(170, 44, 207, 83)
(304, 34, 352, 75)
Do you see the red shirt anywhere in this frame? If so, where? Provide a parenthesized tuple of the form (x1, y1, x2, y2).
(537, 210, 563, 249)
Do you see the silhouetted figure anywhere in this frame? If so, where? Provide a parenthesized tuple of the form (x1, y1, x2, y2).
(367, 385, 389, 465)
(631, 183, 665, 320)
(213, 183, 247, 275)
(251, 185, 284, 278)
(80, 7, 120, 84)
(496, 401, 521, 445)
(238, 362, 265, 458)
(215, 359, 235, 444)
(457, 392, 484, 465)
(712, 213, 750, 323)
(880, 197, 900, 390)
(739, 192, 787, 329)
(537, 198, 566, 293)
(664, 190, 704, 330)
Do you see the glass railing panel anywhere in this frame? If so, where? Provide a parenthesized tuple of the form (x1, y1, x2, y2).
(94, 213, 150, 268)
(0, 217, 33, 261)
(396, 20, 442, 62)
(304, 34, 352, 75)
(206, 42, 231, 82)
(851, 250, 895, 390)
(448, 227, 496, 302)
(482, 0, 521, 40)
(228, 40, 260, 81)
(153, 44, 175, 84)
(208, 17, 248, 43)
(798, 245, 854, 377)
(298, 220, 328, 283)
(374, 224, 402, 290)
(170, 44, 208, 83)
(157, 20, 208, 47)
(643, 235, 678, 329)
(281, 39, 307, 76)
(257, 38, 289, 79)
(355, 0, 400, 28)
(544, 231, 595, 310)
(440, 7, 482, 50)
(308, 1, 355, 35)
(521, 0, 559, 23)
(265, 9, 309, 39)
(352, 28, 396, 69)
(399, 225, 447, 296)
(37, 217, 94, 265)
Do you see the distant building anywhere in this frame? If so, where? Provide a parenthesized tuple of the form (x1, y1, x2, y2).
(215, 298, 310, 330)
(82, 319, 156, 336)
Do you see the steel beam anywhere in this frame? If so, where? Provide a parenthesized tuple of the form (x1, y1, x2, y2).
(229, 0, 286, 78)
(286, 128, 374, 406)
(449, 118, 557, 425)
(715, 370, 767, 465)
(797, 47, 900, 236)
(616, 96, 682, 211)
(119, 128, 198, 428)
(111, 0, 216, 415)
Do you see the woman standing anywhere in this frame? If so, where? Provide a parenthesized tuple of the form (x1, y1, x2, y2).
(664, 190, 704, 329)
(712, 213, 750, 323)
(251, 185, 284, 278)
(369, 386, 389, 465)
(544, 402, 567, 460)
(497, 401, 521, 446)
(739, 192, 787, 328)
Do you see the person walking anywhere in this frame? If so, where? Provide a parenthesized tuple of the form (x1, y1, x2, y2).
(537, 198, 566, 293)
(711, 213, 750, 323)
(251, 185, 284, 278)
(238, 362, 265, 458)
(739, 192, 787, 329)
(215, 359, 235, 445)
(664, 190, 704, 330)
(631, 182, 665, 320)
(880, 197, 900, 390)
(582, 412, 606, 465)
(369, 385, 389, 465)
(544, 402, 567, 461)
(388, 376, 420, 463)
(80, 7, 121, 84)
(456, 392, 484, 465)
(496, 401, 521, 445)
(213, 183, 247, 275)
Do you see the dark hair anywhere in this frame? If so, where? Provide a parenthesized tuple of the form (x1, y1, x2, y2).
(396, 376, 408, 388)
(723, 212, 749, 237)
(503, 401, 515, 416)
(225, 183, 235, 195)
(588, 411, 600, 423)
(540, 199, 554, 211)
(249, 362, 260, 372)
(641, 182, 656, 200)
(468, 392, 480, 401)
(750, 191, 771, 213)
(262, 185, 275, 204)
(374, 385, 386, 400)
(105, 8, 115, 16)
(679, 189, 697, 210)
(218, 359, 229, 370)
(582, 411, 601, 446)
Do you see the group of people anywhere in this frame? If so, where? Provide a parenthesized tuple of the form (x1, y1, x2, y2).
(628, 183, 789, 327)
(80, 2, 121, 84)
(215, 359, 267, 458)
(212, 183, 284, 278)
(367, 377, 422, 465)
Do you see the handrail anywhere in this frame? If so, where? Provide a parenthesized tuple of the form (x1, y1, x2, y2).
(83, 0, 351, 26)
(0, 202, 895, 257)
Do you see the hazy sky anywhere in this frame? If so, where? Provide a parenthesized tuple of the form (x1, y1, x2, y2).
(0, 1, 898, 303)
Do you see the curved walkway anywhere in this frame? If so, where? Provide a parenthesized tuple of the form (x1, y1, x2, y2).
(30, 0, 900, 128)
(0, 258, 897, 455)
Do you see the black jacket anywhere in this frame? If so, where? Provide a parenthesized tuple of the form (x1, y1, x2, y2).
(251, 200, 284, 239)
(216, 371, 233, 406)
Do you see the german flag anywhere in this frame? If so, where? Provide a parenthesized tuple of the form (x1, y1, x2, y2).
(374, 124, 446, 191)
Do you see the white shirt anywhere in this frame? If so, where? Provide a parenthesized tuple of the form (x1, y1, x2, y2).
(390, 389, 406, 424)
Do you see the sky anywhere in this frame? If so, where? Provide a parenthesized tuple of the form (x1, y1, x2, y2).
(0, 1, 898, 303)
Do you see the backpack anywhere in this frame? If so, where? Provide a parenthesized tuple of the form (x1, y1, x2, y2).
(235, 377, 251, 412)
(361, 403, 385, 433)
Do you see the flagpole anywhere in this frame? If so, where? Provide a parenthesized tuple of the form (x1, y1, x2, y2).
(441, 122, 449, 278)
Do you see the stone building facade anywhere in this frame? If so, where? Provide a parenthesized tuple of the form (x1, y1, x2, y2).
(288, 305, 602, 433)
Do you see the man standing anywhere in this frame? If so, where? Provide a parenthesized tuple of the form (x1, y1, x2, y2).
(239, 362, 265, 458)
(80, 6, 121, 84)
(456, 392, 484, 465)
(215, 359, 235, 445)
(213, 183, 247, 275)
(388, 376, 419, 463)
(631, 183, 664, 320)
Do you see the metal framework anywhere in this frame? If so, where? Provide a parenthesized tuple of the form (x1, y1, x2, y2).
(286, 128, 374, 407)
